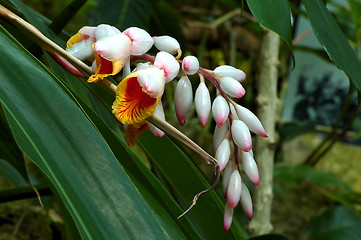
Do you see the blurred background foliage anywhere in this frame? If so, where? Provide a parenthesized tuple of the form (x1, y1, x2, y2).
(0, 0, 361, 239)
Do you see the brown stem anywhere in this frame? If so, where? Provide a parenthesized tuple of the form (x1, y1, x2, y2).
(248, 29, 280, 235)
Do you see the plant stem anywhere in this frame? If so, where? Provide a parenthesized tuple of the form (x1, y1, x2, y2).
(248, 29, 280, 235)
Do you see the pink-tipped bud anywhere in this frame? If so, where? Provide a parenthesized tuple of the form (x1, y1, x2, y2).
(123, 27, 154, 56)
(147, 101, 165, 137)
(227, 170, 242, 208)
(216, 139, 231, 171)
(94, 24, 121, 40)
(154, 51, 180, 82)
(223, 202, 234, 232)
(240, 183, 253, 220)
(94, 33, 131, 61)
(137, 67, 166, 98)
(220, 77, 245, 98)
(213, 120, 229, 152)
(235, 105, 267, 137)
(214, 65, 246, 82)
(222, 160, 235, 198)
(182, 56, 199, 75)
(153, 36, 180, 54)
(174, 76, 193, 125)
(195, 82, 211, 127)
(231, 120, 252, 152)
(241, 151, 259, 186)
(212, 95, 230, 128)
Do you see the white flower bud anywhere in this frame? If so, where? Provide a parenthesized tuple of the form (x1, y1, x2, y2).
(147, 101, 165, 137)
(93, 33, 131, 61)
(153, 36, 180, 54)
(240, 183, 253, 220)
(174, 76, 193, 125)
(235, 105, 267, 137)
(214, 65, 246, 82)
(223, 202, 234, 233)
(222, 159, 235, 198)
(123, 27, 154, 56)
(137, 67, 165, 98)
(216, 139, 231, 171)
(212, 95, 229, 128)
(195, 82, 211, 127)
(182, 56, 199, 75)
(230, 104, 239, 120)
(241, 150, 259, 186)
(227, 170, 242, 208)
(154, 51, 180, 82)
(220, 76, 245, 98)
(94, 24, 121, 40)
(231, 119, 252, 152)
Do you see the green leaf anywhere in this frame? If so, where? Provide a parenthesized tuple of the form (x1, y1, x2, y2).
(278, 121, 316, 142)
(274, 165, 350, 188)
(246, 0, 292, 49)
(302, 0, 361, 93)
(307, 206, 361, 240)
(0, 25, 186, 239)
(91, 0, 151, 30)
(0, 159, 27, 187)
(0, 103, 27, 182)
(139, 132, 248, 240)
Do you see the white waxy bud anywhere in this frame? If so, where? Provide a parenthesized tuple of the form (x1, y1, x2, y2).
(231, 119, 252, 152)
(137, 67, 165, 98)
(241, 150, 259, 186)
(195, 82, 211, 128)
(216, 139, 231, 171)
(174, 76, 193, 125)
(123, 27, 154, 56)
(227, 170, 242, 208)
(94, 24, 121, 40)
(182, 56, 199, 75)
(223, 202, 234, 233)
(222, 159, 235, 198)
(212, 95, 229, 128)
(235, 105, 267, 137)
(240, 183, 253, 220)
(220, 77, 245, 98)
(78, 26, 96, 37)
(154, 51, 180, 82)
(214, 65, 246, 82)
(93, 33, 131, 61)
(153, 36, 180, 54)
(66, 38, 94, 60)
(147, 101, 165, 137)
(213, 119, 229, 152)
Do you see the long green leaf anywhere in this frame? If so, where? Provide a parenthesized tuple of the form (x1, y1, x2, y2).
(0, 25, 185, 239)
(246, 0, 292, 49)
(303, 0, 361, 93)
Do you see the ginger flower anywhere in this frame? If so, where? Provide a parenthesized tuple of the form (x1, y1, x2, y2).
(112, 66, 165, 125)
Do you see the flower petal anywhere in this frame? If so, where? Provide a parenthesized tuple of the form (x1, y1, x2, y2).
(93, 33, 131, 61)
(125, 122, 149, 147)
(112, 71, 160, 125)
(94, 24, 121, 40)
(154, 51, 180, 82)
(174, 75, 193, 125)
(123, 27, 154, 56)
(88, 52, 127, 83)
(137, 67, 166, 98)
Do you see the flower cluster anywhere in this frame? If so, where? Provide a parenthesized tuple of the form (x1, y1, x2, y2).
(66, 24, 267, 232)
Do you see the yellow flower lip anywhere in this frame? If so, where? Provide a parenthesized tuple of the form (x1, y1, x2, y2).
(112, 70, 162, 125)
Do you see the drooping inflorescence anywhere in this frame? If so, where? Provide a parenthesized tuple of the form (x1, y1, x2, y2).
(66, 23, 267, 232)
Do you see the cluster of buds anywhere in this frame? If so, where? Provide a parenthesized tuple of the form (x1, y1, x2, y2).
(66, 23, 267, 232)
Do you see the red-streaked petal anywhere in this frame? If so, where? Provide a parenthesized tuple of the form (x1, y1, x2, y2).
(88, 52, 126, 83)
(112, 72, 160, 125)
